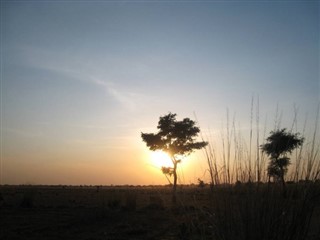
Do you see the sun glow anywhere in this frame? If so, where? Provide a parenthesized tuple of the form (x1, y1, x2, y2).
(150, 151, 173, 169)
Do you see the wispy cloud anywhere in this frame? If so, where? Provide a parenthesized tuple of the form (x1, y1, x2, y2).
(19, 45, 148, 111)
(3, 127, 43, 138)
(88, 76, 136, 110)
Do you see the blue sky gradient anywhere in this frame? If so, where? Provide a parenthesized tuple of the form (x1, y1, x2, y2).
(1, 1, 319, 185)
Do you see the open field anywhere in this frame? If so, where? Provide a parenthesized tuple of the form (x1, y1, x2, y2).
(1, 184, 319, 240)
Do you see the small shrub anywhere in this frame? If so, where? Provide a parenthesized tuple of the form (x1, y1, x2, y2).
(0, 192, 4, 207)
(198, 178, 205, 188)
(148, 195, 164, 210)
(20, 191, 35, 208)
(107, 194, 122, 210)
(124, 192, 137, 211)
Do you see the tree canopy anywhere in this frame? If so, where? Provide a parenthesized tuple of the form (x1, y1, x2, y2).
(261, 128, 304, 160)
(141, 113, 207, 202)
(141, 113, 207, 157)
(261, 128, 304, 190)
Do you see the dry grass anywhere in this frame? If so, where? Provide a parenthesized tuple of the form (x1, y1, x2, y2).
(0, 184, 319, 240)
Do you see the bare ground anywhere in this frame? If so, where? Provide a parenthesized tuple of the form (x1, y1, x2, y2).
(0, 185, 319, 240)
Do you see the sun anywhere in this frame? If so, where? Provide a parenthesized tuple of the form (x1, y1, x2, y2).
(150, 151, 173, 169)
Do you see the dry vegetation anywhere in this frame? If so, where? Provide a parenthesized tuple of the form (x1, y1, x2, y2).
(0, 183, 319, 240)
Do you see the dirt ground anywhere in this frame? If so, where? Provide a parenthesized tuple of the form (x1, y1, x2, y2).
(0, 185, 319, 240)
(0, 186, 204, 240)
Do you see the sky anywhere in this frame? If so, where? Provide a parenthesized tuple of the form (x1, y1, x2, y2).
(1, 0, 319, 185)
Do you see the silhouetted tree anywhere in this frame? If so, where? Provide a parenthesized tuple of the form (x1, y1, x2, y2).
(261, 128, 304, 195)
(141, 113, 207, 202)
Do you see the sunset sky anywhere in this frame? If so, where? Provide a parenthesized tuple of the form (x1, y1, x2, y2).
(1, 1, 319, 185)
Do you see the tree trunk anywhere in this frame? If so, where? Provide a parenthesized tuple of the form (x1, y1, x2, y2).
(172, 160, 178, 204)
(280, 167, 287, 197)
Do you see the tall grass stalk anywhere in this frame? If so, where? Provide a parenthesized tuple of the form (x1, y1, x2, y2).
(195, 113, 219, 186)
(249, 96, 254, 182)
(305, 106, 319, 181)
(195, 101, 320, 240)
(256, 95, 261, 183)
(202, 101, 319, 185)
